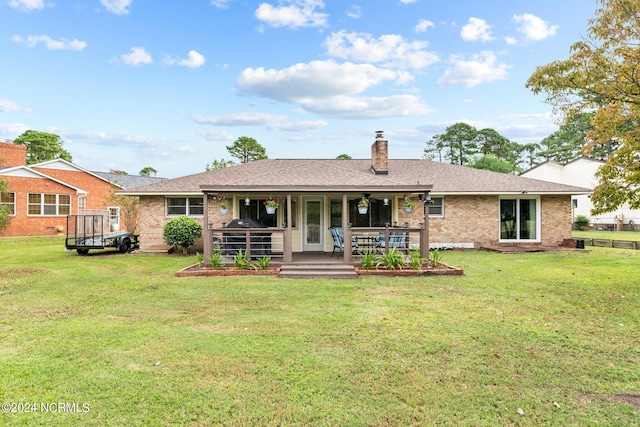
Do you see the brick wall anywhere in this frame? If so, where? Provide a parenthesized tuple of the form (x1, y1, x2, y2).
(33, 168, 114, 212)
(1, 175, 79, 236)
(0, 142, 27, 167)
(136, 194, 575, 252)
(399, 194, 573, 247)
(138, 196, 206, 252)
(540, 194, 573, 245)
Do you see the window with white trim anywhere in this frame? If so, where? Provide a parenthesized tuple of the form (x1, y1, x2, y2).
(428, 197, 444, 216)
(1, 192, 16, 215)
(78, 196, 86, 214)
(166, 197, 203, 216)
(27, 193, 71, 216)
(500, 197, 539, 241)
(108, 206, 120, 231)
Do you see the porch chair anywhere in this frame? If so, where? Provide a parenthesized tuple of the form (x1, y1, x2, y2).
(329, 227, 358, 257)
(376, 231, 408, 253)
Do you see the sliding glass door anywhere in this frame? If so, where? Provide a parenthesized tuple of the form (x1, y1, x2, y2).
(500, 198, 539, 241)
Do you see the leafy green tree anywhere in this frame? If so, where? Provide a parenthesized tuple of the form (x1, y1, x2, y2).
(205, 158, 235, 171)
(163, 216, 202, 255)
(476, 128, 520, 166)
(336, 153, 352, 159)
(537, 113, 595, 163)
(518, 143, 542, 170)
(13, 130, 72, 164)
(139, 166, 158, 177)
(424, 122, 478, 165)
(468, 155, 515, 174)
(526, 0, 640, 213)
(226, 137, 268, 164)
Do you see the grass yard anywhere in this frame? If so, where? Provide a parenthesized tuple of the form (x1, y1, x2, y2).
(1, 236, 639, 426)
(573, 230, 640, 241)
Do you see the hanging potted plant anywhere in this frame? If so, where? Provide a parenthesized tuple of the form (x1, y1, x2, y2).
(403, 198, 417, 214)
(264, 198, 279, 214)
(219, 199, 229, 214)
(358, 197, 369, 215)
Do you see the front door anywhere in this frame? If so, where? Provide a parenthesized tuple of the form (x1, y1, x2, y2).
(303, 198, 324, 251)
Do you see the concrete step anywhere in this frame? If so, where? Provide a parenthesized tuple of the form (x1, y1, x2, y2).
(279, 263, 358, 279)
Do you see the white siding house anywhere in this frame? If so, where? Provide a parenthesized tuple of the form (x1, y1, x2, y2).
(521, 157, 639, 230)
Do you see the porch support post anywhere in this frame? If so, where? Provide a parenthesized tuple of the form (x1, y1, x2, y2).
(342, 193, 352, 263)
(420, 193, 430, 258)
(203, 192, 212, 267)
(283, 193, 293, 263)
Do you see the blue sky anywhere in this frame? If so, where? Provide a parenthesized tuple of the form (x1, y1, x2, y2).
(1, 0, 597, 178)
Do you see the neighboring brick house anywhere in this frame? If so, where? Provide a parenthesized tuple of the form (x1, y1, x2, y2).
(120, 131, 591, 263)
(0, 140, 165, 236)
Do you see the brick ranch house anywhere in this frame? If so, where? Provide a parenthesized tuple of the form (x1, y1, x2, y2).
(0, 140, 164, 236)
(119, 132, 590, 264)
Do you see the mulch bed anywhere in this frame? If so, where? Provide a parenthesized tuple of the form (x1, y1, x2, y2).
(175, 265, 280, 277)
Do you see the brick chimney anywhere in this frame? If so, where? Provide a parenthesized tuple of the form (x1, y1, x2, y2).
(371, 130, 388, 175)
(0, 141, 27, 167)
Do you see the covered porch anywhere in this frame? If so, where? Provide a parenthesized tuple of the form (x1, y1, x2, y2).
(201, 189, 433, 267)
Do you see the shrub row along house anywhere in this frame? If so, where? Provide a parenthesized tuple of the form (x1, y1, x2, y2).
(0, 140, 164, 236)
(119, 131, 590, 264)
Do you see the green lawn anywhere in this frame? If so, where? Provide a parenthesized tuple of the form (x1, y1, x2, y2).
(573, 229, 640, 241)
(1, 236, 639, 426)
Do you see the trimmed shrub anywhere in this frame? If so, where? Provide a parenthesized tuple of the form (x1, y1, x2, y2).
(574, 215, 590, 230)
(163, 216, 202, 255)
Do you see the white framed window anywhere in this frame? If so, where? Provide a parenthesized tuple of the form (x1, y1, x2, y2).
(166, 197, 204, 217)
(499, 197, 540, 241)
(108, 206, 120, 231)
(1, 192, 16, 216)
(27, 193, 71, 216)
(428, 197, 444, 216)
(78, 196, 86, 214)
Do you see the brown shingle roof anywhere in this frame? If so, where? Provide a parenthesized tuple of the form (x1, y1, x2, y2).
(118, 158, 590, 195)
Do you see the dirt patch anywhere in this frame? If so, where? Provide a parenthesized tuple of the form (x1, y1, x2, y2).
(582, 392, 640, 411)
(609, 393, 640, 410)
(2, 268, 52, 277)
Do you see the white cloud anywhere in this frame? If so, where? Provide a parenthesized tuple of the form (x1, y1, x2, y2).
(237, 60, 399, 102)
(120, 47, 153, 66)
(461, 17, 494, 42)
(399, 0, 417, 3)
(198, 129, 234, 141)
(210, 0, 232, 8)
(193, 113, 327, 132)
(8, 0, 44, 12)
(193, 112, 288, 126)
(12, 34, 87, 50)
(437, 51, 509, 87)
(101, 0, 132, 15)
(266, 120, 328, 131)
(505, 36, 517, 45)
(255, 0, 328, 29)
(0, 99, 29, 113)
(237, 60, 432, 119)
(345, 5, 361, 19)
(512, 14, 558, 41)
(177, 50, 206, 68)
(299, 94, 433, 119)
(0, 123, 30, 136)
(324, 31, 438, 69)
(415, 19, 434, 33)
